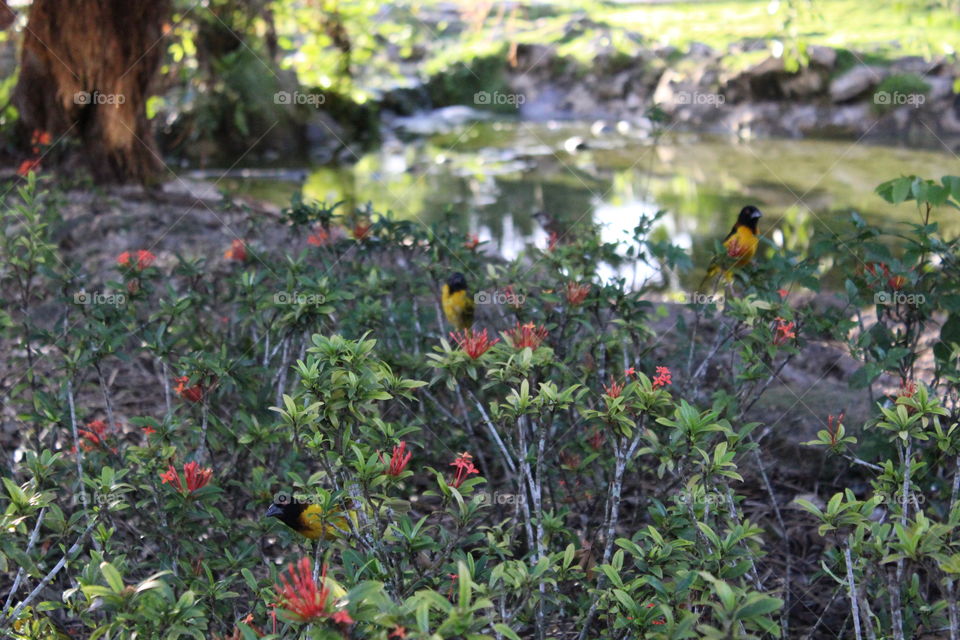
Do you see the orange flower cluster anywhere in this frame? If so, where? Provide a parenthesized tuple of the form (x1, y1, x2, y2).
(76, 419, 118, 453)
(565, 282, 591, 306)
(652, 366, 672, 389)
(897, 379, 917, 398)
(588, 428, 605, 451)
(773, 318, 796, 346)
(352, 220, 371, 240)
(275, 558, 353, 625)
(865, 262, 908, 291)
(450, 328, 499, 359)
(383, 441, 412, 476)
(117, 250, 157, 271)
(506, 322, 548, 350)
(161, 461, 213, 495)
(224, 238, 247, 261)
(603, 377, 624, 399)
(450, 451, 479, 488)
(16, 129, 51, 176)
(307, 226, 331, 246)
(174, 376, 206, 403)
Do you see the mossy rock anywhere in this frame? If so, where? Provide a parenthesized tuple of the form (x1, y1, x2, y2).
(871, 73, 930, 114)
(425, 55, 517, 114)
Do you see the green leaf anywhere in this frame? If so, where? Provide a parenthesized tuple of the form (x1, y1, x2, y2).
(612, 588, 635, 611)
(458, 561, 470, 608)
(738, 596, 784, 619)
(494, 624, 522, 640)
(891, 177, 912, 204)
(100, 562, 124, 592)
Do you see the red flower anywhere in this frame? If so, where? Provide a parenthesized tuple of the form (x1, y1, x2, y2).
(390, 626, 407, 639)
(450, 328, 499, 359)
(224, 238, 247, 261)
(464, 234, 480, 250)
(603, 376, 624, 399)
(501, 285, 523, 310)
(726, 237, 748, 258)
(587, 428, 605, 451)
(383, 441, 412, 476)
(897, 379, 917, 398)
(449, 451, 479, 488)
(275, 558, 352, 625)
(32, 130, 52, 147)
(77, 419, 119, 453)
(506, 322, 548, 350)
(652, 366, 672, 389)
(331, 611, 354, 625)
(565, 282, 591, 307)
(888, 273, 907, 291)
(865, 262, 908, 291)
(352, 220, 371, 240)
(773, 317, 796, 346)
(142, 425, 156, 438)
(174, 376, 205, 403)
(117, 250, 156, 270)
(624, 367, 636, 377)
(307, 226, 330, 247)
(161, 461, 213, 494)
(777, 288, 788, 299)
(137, 250, 156, 269)
(16, 158, 41, 176)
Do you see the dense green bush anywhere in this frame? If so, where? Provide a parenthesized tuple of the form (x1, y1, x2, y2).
(2, 172, 960, 639)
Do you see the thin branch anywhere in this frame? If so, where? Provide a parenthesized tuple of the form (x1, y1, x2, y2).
(2, 517, 98, 627)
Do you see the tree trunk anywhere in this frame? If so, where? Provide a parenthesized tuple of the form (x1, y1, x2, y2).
(13, 0, 171, 184)
(0, 1, 15, 30)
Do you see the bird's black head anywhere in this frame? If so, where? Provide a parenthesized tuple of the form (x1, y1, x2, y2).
(446, 272, 468, 293)
(264, 501, 306, 530)
(737, 206, 762, 232)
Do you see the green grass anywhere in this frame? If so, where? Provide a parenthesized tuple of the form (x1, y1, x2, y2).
(417, 0, 960, 70)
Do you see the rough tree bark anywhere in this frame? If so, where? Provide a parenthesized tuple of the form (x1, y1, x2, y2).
(12, 0, 172, 183)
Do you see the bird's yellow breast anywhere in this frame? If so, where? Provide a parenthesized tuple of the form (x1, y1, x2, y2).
(442, 285, 474, 330)
(298, 504, 352, 541)
(723, 225, 759, 267)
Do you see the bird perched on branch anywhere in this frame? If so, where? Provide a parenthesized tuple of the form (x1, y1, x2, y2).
(700, 205, 763, 288)
(442, 272, 474, 331)
(265, 501, 353, 541)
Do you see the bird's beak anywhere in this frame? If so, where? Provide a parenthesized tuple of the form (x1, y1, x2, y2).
(751, 209, 763, 220)
(264, 504, 283, 519)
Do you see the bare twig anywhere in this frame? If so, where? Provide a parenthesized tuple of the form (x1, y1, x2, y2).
(2, 517, 98, 627)
(845, 539, 863, 640)
(2, 507, 46, 614)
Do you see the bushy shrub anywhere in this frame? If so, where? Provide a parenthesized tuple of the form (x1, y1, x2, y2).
(2, 171, 960, 639)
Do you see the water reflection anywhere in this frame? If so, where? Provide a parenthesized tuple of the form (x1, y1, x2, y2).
(216, 119, 960, 284)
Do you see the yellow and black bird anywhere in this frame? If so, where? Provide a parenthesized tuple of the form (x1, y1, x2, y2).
(441, 272, 474, 331)
(701, 205, 763, 287)
(264, 501, 352, 541)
